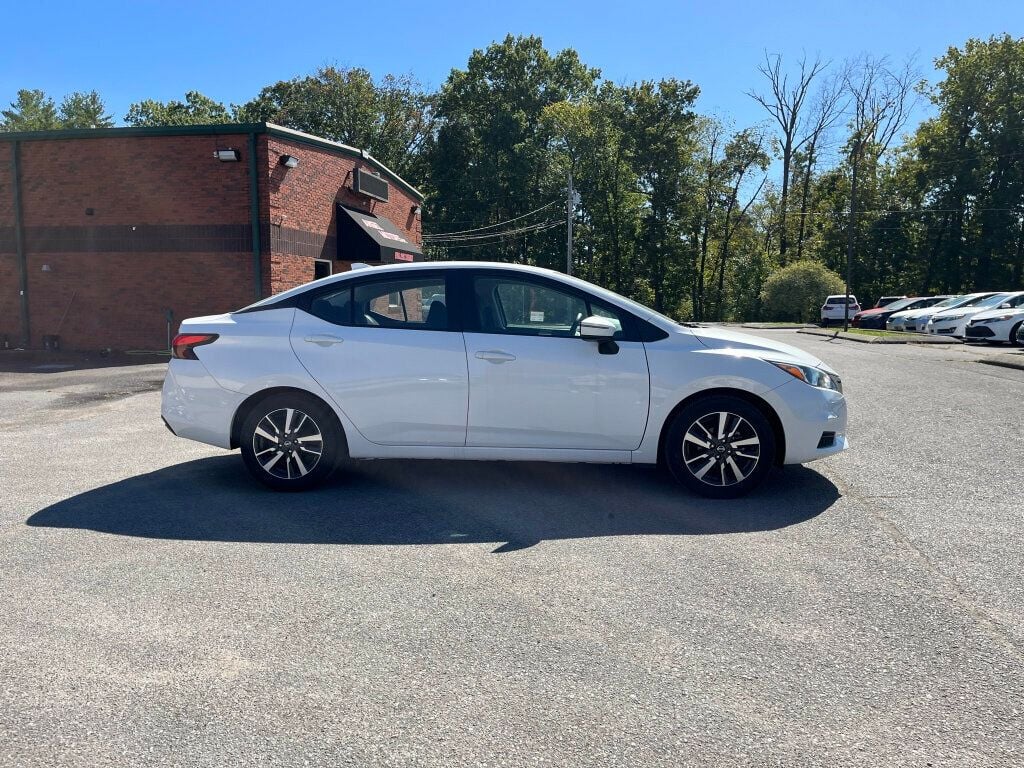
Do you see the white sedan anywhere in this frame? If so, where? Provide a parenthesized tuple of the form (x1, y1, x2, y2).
(162, 262, 847, 498)
(964, 293, 1024, 344)
(925, 292, 1016, 338)
(887, 293, 993, 332)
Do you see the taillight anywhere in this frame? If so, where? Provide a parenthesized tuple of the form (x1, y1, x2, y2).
(171, 333, 218, 360)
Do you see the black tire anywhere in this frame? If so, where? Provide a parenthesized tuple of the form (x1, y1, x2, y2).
(239, 392, 345, 491)
(1011, 321, 1023, 346)
(664, 395, 777, 499)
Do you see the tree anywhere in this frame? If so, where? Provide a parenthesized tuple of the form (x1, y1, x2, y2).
(748, 53, 829, 262)
(841, 55, 917, 327)
(236, 67, 434, 181)
(59, 91, 114, 128)
(124, 91, 231, 126)
(1, 89, 59, 131)
(424, 35, 599, 269)
(760, 260, 845, 322)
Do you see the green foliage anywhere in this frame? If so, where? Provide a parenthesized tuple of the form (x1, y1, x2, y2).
(760, 261, 845, 322)
(236, 67, 433, 182)
(124, 91, 232, 127)
(1, 89, 60, 131)
(1, 89, 114, 131)
(59, 91, 114, 128)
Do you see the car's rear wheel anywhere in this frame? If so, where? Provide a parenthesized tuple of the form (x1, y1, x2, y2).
(239, 392, 344, 491)
(664, 396, 777, 499)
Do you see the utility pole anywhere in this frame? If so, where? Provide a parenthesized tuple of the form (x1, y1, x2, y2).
(844, 141, 860, 332)
(566, 169, 574, 276)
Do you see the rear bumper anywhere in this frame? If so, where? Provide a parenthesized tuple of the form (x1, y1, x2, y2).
(161, 359, 244, 450)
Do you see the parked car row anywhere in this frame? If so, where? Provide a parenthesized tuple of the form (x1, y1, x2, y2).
(884, 291, 1024, 343)
(821, 291, 1024, 345)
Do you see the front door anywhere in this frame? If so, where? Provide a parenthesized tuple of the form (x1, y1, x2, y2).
(463, 273, 650, 450)
(290, 272, 468, 446)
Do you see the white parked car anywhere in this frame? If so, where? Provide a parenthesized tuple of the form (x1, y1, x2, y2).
(162, 262, 848, 498)
(963, 292, 1024, 344)
(925, 292, 1016, 338)
(887, 293, 993, 332)
(820, 294, 860, 326)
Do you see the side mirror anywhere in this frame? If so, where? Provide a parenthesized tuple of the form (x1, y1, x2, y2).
(578, 315, 617, 341)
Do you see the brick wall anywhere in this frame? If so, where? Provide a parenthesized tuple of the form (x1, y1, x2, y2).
(263, 135, 422, 294)
(0, 144, 17, 344)
(0, 129, 424, 351)
(0, 134, 256, 350)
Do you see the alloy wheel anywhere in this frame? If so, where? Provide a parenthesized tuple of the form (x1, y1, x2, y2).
(251, 407, 324, 480)
(681, 411, 761, 487)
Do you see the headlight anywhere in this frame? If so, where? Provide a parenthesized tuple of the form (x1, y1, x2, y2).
(985, 315, 1015, 322)
(939, 314, 965, 322)
(770, 361, 843, 393)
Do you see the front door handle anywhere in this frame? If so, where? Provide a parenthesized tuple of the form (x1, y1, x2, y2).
(475, 350, 517, 364)
(304, 334, 345, 347)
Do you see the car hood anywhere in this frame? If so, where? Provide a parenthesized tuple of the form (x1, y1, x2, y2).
(690, 326, 829, 370)
(855, 307, 887, 317)
(971, 307, 1024, 321)
(930, 306, 989, 320)
(889, 307, 932, 319)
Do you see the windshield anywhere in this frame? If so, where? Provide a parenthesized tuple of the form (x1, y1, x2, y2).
(883, 297, 920, 311)
(972, 293, 1013, 309)
(957, 293, 997, 307)
(926, 295, 964, 309)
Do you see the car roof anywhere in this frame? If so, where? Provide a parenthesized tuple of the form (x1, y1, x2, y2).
(237, 260, 681, 329)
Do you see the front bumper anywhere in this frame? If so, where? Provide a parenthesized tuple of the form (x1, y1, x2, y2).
(763, 379, 849, 465)
(964, 324, 995, 339)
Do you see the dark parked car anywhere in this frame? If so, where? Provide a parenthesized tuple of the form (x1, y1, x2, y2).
(852, 296, 949, 329)
(874, 295, 907, 308)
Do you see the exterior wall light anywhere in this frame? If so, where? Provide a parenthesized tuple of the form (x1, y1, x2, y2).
(279, 155, 300, 168)
(412, 205, 422, 215)
(214, 149, 241, 162)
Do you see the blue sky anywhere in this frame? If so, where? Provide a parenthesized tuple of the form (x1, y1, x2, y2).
(2, 0, 1020, 132)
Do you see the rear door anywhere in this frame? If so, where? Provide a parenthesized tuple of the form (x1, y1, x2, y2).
(462, 271, 650, 450)
(289, 270, 468, 446)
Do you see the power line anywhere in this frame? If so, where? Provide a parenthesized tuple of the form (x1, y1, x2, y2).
(424, 219, 564, 243)
(423, 200, 561, 239)
(424, 220, 565, 249)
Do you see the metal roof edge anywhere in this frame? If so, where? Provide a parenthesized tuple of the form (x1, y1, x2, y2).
(264, 123, 424, 201)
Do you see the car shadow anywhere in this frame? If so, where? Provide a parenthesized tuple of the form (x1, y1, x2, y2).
(26, 457, 840, 553)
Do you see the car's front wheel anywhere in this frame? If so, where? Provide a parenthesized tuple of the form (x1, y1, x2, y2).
(1010, 321, 1023, 346)
(664, 396, 777, 499)
(239, 392, 344, 491)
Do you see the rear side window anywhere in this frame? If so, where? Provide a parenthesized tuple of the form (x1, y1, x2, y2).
(307, 275, 449, 330)
(354, 277, 448, 330)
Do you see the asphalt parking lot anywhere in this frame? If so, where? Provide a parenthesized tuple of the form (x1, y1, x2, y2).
(1, 331, 1023, 767)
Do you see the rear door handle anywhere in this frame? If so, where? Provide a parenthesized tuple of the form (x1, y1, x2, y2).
(475, 350, 516, 363)
(304, 334, 345, 347)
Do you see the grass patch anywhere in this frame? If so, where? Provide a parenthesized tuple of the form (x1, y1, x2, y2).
(844, 328, 909, 338)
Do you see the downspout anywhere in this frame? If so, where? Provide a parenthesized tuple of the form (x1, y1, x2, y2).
(11, 141, 29, 347)
(248, 131, 262, 301)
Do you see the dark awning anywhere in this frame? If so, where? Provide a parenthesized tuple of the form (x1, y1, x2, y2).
(336, 205, 423, 264)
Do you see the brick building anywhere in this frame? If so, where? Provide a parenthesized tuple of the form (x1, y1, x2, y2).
(0, 123, 424, 351)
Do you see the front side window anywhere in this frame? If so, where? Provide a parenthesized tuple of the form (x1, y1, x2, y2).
(473, 276, 626, 339)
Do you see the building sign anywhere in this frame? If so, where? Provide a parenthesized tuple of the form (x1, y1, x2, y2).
(394, 252, 415, 262)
